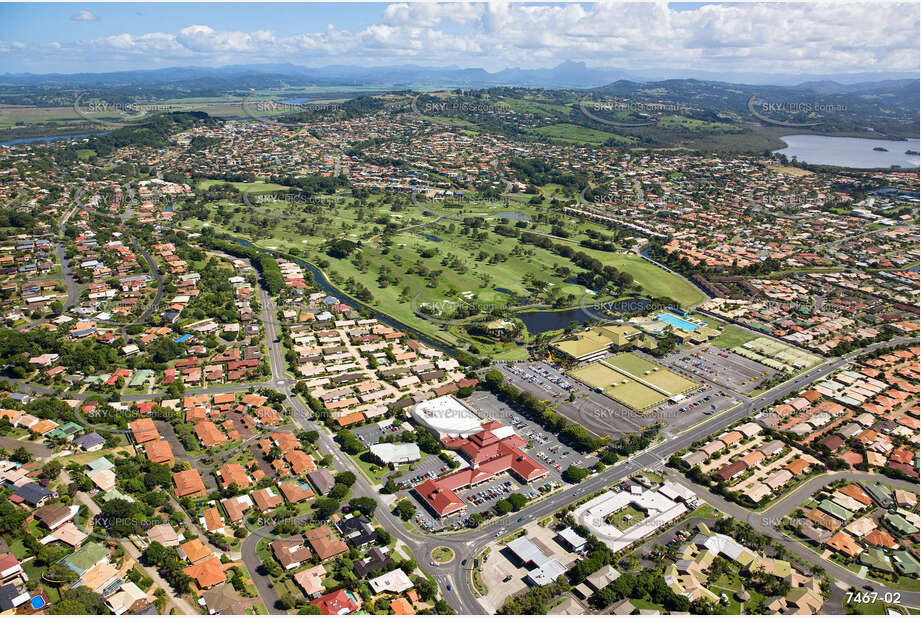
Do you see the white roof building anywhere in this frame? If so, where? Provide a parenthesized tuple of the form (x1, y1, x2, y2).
(369, 442, 421, 465)
(411, 395, 482, 438)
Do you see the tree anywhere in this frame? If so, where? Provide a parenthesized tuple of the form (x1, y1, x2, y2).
(298, 604, 322, 614)
(11, 446, 31, 463)
(562, 465, 590, 483)
(280, 594, 296, 610)
(394, 500, 416, 520)
(314, 497, 340, 518)
(508, 493, 527, 511)
(335, 471, 356, 487)
(348, 497, 377, 516)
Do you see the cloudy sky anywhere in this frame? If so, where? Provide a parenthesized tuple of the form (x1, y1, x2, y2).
(0, 2, 918, 75)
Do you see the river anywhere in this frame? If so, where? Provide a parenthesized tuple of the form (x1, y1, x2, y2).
(774, 135, 920, 169)
(0, 133, 104, 147)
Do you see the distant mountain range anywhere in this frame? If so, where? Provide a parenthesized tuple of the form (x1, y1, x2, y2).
(1, 61, 917, 90)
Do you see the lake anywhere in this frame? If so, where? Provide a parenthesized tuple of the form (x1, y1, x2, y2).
(774, 135, 920, 169)
(517, 298, 651, 333)
(0, 133, 103, 147)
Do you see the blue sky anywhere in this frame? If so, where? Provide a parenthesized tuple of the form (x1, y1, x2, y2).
(0, 2, 917, 75)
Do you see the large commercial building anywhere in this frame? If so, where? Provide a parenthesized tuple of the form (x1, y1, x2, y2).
(412, 421, 548, 519)
(410, 395, 483, 439)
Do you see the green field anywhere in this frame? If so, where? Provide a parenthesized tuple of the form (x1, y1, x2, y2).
(530, 123, 636, 146)
(196, 180, 288, 193)
(570, 353, 700, 411)
(733, 337, 822, 373)
(694, 313, 758, 349)
(605, 353, 699, 395)
(570, 361, 665, 411)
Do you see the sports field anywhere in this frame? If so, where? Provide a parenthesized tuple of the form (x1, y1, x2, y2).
(605, 353, 699, 395)
(569, 353, 700, 412)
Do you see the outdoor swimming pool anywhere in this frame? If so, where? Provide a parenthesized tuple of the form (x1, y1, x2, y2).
(656, 312, 700, 332)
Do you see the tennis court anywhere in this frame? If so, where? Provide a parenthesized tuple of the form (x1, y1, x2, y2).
(734, 337, 822, 373)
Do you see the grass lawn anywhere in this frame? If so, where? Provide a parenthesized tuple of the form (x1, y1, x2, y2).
(431, 546, 455, 563)
(845, 599, 887, 615)
(694, 313, 758, 349)
(185, 188, 704, 353)
(196, 180, 288, 193)
(689, 503, 719, 519)
(350, 451, 394, 485)
(605, 505, 646, 531)
(8, 538, 27, 560)
(630, 598, 667, 612)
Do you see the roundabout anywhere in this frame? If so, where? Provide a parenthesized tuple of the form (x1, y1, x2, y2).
(430, 546, 455, 565)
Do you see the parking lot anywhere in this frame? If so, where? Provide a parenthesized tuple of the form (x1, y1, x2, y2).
(664, 344, 779, 393)
(643, 383, 738, 433)
(352, 418, 414, 446)
(491, 361, 650, 438)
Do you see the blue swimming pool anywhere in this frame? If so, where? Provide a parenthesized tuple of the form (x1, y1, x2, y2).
(656, 313, 700, 332)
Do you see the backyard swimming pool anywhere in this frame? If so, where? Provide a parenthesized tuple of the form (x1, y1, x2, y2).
(656, 312, 700, 332)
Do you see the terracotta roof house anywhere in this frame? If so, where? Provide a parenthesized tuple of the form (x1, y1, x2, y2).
(179, 539, 212, 564)
(826, 531, 862, 557)
(839, 485, 872, 506)
(784, 458, 811, 475)
(184, 557, 226, 590)
(220, 495, 253, 523)
(252, 487, 284, 512)
(194, 421, 226, 447)
(285, 450, 315, 475)
(305, 525, 348, 560)
(310, 589, 361, 615)
(145, 440, 174, 466)
(271, 431, 299, 453)
(865, 529, 898, 549)
(279, 481, 315, 504)
(202, 507, 224, 534)
(129, 418, 160, 444)
(391, 598, 415, 615)
(172, 469, 207, 499)
(271, 538, 312, 570)
(217, 463, 250, 490)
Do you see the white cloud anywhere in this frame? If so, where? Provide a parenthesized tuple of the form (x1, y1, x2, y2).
(4, 3, 919, 74)
(71, 10, 98, 22)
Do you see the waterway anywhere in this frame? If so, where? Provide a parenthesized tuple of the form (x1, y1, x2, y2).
(774, 135, 920, 169)
(0, 133, 104, 147)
